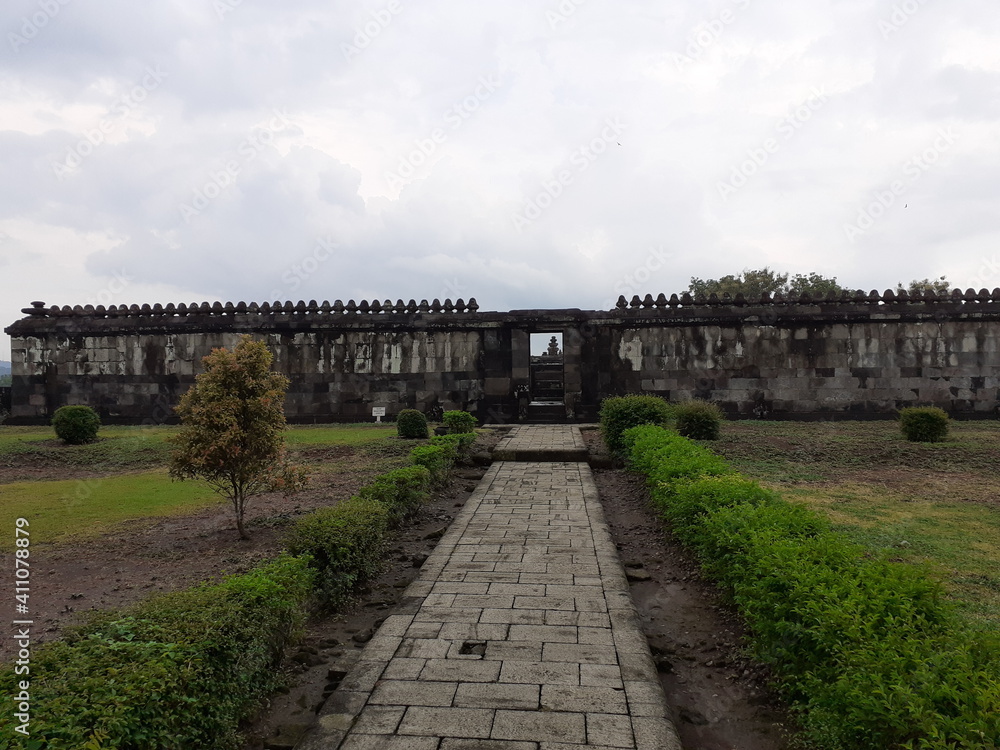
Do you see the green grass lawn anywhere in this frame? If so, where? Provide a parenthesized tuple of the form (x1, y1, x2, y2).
(0, 423, 409, 548)
(712, 420, 1000, 629)
(0, 470, 220, 547)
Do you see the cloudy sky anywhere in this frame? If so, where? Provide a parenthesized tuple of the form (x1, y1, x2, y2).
(1, 0, 999, 359)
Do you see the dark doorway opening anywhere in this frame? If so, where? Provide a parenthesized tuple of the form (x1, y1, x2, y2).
(528, 332, 564, 422)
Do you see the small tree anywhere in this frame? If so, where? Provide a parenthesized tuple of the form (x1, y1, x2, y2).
(169, 336, 306, 539)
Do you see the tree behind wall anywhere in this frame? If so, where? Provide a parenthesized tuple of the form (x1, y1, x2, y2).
(688, 267, 845, 298)
(169, 335, 306, 539)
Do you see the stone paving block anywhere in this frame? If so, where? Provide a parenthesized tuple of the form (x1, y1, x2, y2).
(484, 640, 544, 662)
(632, 716, 683, 750)
(491, 709, 586, 744)
(507, 624, 577, 643)
(352, 705, 405, 734)
(580, 663, 624, 689)
(480, 608, 547, 625)
(369, 680, 458, 707)
(382, 657, 425, 680)
(541, 685, 628, 714)
(398, 706, 495, 738)
(586, 713, 635, 748)
(441, 741, 538, 750)
(440, 623, 511, 641)
(340, 735, 439, 750)
(420, 658, 502, 683)
(454, 682, 540, 710)
(397, 638, 452, 659)
(499, 660, 580, 686)
(542, 642, 618, 665)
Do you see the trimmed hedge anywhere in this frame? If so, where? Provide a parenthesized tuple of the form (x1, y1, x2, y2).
(599, 395, 673, 453)
(621, 424, 1000, 749)
(396, 409, 428, 439)
(51, 405, 101, 444)
(674, 399, 724, 440)
(357, 466, 432, 525)
(899, 406, 950, 443)
(284, 497, 390, 604)
(442, 410, 477, 433)
(0, 555, 314, 749)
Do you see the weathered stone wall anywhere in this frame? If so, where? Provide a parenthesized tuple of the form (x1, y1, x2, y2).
(6, 290, 1000, 424)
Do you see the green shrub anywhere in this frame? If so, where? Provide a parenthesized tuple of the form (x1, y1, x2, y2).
(674, 399, 724, 440)
(442, 410, 477, 433)
(599, 395, 673, 453)
(410, 444, 451, 486)
(0, 555, 314, 749)
(396, 408, 428, 439)
(432, 432, 476, 464)
(284, 497, 389, 603)
(624, 426, 1000, 749)
(51, 405, 101, 444)
(899, 406, 950, 443)
(358, 466, 431, 524)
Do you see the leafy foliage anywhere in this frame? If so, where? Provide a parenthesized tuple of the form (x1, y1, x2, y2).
(396, 408, 429, 439)
(674, 399, 724, 440)
(599, 395, 673, 453)
(899, 406, 950, 443)
(357, 466, 432, 524)
(169, 336, 306, 538)
(897, 276, 951, 295)
(410, 444, 451, 486)
(0, 555, 314, 749)
(688, 267, 845, 299)
(51, 405, 101, 445)
(442, 410, 477, 433)
(283, 497, 390, 605)
(625, 425, 1000, 749)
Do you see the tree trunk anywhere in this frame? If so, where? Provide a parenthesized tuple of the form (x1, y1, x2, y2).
(234, 493, 249, 540)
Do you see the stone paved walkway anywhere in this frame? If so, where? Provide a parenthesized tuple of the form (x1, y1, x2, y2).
(492, 425, 588, 462)
(300, 427, 680, 749)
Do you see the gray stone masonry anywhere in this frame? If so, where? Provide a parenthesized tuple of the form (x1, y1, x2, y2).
(299, 426, 681, 749)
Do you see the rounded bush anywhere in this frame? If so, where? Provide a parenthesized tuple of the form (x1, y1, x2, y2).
(899, 406, 949, 442)
(52, 405, 101, 444)
(674, 399, 724, 440)
(396, 408, 428, 439)
(599, 395, 673, 453)
(442, 410, 477, 433)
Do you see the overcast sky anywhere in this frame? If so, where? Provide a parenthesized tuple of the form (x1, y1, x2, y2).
(2, 0, 999, 360)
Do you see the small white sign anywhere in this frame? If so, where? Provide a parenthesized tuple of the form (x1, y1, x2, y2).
(372, 407, 386, 422)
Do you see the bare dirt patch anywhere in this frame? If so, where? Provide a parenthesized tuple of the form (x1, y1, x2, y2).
(582, 428, 792, 750)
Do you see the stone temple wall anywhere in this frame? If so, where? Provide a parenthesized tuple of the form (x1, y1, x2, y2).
(5, 290, 1000, 424)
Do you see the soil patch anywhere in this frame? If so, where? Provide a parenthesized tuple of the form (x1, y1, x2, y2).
(582, 427, 792, 750)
